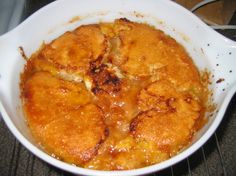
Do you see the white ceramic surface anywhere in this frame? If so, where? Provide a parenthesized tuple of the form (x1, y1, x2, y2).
(0, 0, 236, 175)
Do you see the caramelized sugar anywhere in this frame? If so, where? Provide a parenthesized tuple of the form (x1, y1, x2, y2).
(21, 19, 209, 170)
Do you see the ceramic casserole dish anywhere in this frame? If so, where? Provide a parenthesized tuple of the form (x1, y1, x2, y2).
(0, 0, 236, 175)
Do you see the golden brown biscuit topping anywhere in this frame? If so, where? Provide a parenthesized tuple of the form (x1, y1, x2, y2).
(21, 19, 208, 170)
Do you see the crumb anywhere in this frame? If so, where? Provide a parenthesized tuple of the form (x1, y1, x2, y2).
(216, 78, 225, 83)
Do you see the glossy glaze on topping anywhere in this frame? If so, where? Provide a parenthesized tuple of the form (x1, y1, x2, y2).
(21, 18, 208, 170)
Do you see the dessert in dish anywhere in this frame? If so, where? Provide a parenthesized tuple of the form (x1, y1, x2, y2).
(21, 18, 208, 170)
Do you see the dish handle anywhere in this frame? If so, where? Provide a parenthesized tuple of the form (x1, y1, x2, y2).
(0, 34, 8, 79)
(227, 43, 236, 88)
(217, 40, 236, 93)
(221, 41, 236, 100)
(0, 33, 21, 91)
(0, 33, 11, 69)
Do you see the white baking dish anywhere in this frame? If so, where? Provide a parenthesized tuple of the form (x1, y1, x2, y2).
(0, 0, 235, 175)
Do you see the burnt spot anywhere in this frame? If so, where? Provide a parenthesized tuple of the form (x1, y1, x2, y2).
(104, 127, 110, 137)
(216, 78, 225, 84)
(88, 60, 121, 95)
(89, 56, 104, 73)
(91, 87, 103, 94)
(104, 75, 120, 85)
(130, 116, 139, 133)
(130, 111, 148, 133)
(119, 18, 131, 23)
(19, 46, 28, 61)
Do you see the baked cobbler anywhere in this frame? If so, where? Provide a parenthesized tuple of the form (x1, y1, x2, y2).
(21, 18, 208, 170)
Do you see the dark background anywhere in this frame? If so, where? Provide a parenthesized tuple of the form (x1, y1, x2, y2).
(0, 0, 235, 175)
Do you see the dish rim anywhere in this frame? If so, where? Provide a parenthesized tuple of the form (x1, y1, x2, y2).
(0, 0, 236, 175)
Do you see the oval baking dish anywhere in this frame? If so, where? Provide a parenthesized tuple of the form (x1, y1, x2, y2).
(0, 0, 236, 175)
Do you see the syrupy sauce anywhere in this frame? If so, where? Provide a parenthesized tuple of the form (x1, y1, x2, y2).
(20, 19, 210, 170)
